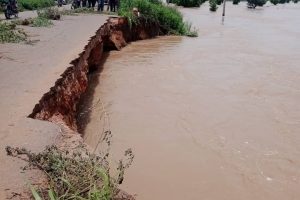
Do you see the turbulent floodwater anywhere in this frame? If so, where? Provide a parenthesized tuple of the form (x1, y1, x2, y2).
(82, 3, 300, 200)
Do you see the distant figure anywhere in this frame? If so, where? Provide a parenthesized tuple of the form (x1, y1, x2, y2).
(88, 0, 96, 7)
(110, 0, 116, 12)
(71, 0, 81, 9)
(92, 0, 97, 7)
(82, 0, 87, 7)
(97, 0, 104, 11)
(116, 0, 119, 10)
(106, 0, 110, 11)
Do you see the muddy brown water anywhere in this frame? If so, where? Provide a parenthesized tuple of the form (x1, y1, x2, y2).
(81, 3, 300, 200)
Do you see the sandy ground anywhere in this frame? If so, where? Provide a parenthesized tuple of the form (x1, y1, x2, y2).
(0, 11, 108, 199)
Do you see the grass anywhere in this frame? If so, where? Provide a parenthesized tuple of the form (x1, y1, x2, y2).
(18, 0, 55, 10)
(118, 0, 198, 36)
(12, 17, 53, 27)
(0, 22, 27, 43)
(31, 17, 53, 27)
(37, 7, 61, 20)
(5, 132, 134, 200)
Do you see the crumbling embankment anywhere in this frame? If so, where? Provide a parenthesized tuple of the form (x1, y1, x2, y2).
(28, 17, 163, 130)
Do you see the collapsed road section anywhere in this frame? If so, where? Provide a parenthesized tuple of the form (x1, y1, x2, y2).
(28, 17, 163, 131)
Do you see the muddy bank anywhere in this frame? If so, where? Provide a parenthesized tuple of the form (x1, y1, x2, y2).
(28, 17, 163, 130)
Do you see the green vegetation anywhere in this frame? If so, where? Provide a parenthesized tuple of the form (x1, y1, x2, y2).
(293, 0, 298, 3)
(169, 0, 204, 7)
(247, 0, 266, 8)
(6, 142, 134, 200)
(233, 0, 240, 4)
(270, 0, 279, 5)
(62, 7, 97, 15)
(119, 0, 198, 36)
(209, 0, 218, 11)
(32, 17, 53, 27)
(12, 17, 53, 27)
(216, 0, 222, 5)
(0, 22, 27, 43)
(37, 7, 61, 20)
(18, 0, 55, 10)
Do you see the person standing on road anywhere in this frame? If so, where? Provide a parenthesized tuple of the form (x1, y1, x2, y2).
(97, 0, 104, 11)
(88, 0, 96, 8)
(82, 0, 87, 7)
(109, 0, 116, 12)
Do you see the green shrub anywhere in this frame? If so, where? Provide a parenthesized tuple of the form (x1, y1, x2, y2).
(0, 22, 27, 43)
(119, 0, 197, 36)
(233, 0, 240, 4)
(169, 0, 205, 7)
(36, 7, 61, 20)
(209, 0, 218, 11)
(6, 144, 134, 200)
(18, 0, 55, 10)
(293, 0, 298, 3)
(216, 0, 222, 5)
(32, 17, 53, 27)
(247, 0, 266, 8)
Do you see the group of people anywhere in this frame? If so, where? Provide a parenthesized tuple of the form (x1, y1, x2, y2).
(72, 0, 119, 12)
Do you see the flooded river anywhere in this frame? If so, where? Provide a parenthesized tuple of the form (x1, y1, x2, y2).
(82, 3, 300, 200)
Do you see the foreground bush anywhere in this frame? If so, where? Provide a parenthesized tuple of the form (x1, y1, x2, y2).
(18, 0, 55, 10)
(6, 143, 134, 200)
(119, 0, 197, 36)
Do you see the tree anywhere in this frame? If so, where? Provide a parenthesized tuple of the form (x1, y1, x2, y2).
(247, 0, 266, 8)
(209, 0, 218, 11)
(233, 0, 240, 4)
(216, 0, 222, 5)
(270, 0, 279, 5)
(293, 0, 298, 3)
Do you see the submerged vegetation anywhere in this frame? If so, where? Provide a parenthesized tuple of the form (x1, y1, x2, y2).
(169, 0, 298, 9)
(209, 0, 218, 11)
(247, 0, 266, 8)
(119, 0, 198, 36)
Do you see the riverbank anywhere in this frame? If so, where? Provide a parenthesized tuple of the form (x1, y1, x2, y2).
(0, 13, 109, 199)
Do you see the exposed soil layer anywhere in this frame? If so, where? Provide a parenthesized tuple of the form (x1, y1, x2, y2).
(28, 17, 163, 130)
